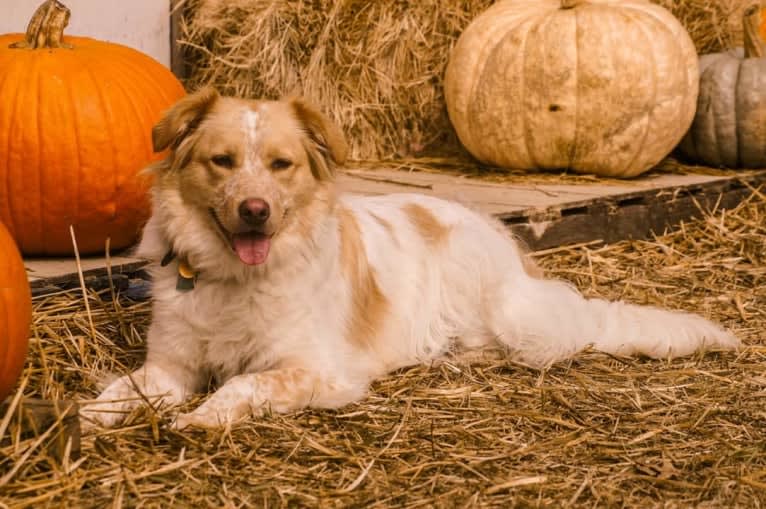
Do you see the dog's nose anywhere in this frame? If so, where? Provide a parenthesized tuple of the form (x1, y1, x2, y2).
(238, 198, 271, 225)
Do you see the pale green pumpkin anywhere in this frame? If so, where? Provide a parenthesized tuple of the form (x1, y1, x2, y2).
(678, 6, 766, 169)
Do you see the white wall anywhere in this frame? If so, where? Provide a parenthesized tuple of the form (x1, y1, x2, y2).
(1, 0, 171, 68)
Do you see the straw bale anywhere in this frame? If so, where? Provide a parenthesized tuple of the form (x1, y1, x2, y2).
(178, 0, 757, 161)
(2, 185, 766, 506)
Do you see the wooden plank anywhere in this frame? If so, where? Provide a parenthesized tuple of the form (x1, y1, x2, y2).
(26, 256, 148, 296)
(505, 171, 765, 250)
(339, 169, 734, 213)
(339, 172, 581, 212)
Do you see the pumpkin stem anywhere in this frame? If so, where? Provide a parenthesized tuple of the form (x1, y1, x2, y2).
(560, 0, 587, 8)
(9, 0, 73, 50)
(743, 4, 765, 59)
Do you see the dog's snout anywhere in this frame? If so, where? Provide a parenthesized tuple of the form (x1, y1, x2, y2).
(239, 198, 271, 225)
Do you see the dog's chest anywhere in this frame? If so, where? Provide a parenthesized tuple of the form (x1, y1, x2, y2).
(179, 279, 318, 379)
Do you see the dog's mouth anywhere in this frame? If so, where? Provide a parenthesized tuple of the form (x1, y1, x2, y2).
(209, 209, 272, 266)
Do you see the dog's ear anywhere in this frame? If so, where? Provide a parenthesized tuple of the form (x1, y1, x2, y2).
(152, 87, 220, 153)
(290, 98, 348, 180)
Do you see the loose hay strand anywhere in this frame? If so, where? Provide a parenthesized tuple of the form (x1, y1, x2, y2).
(69, 225, 95, 357)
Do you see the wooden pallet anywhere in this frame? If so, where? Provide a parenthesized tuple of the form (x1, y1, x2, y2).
(25, 168, 766, 295)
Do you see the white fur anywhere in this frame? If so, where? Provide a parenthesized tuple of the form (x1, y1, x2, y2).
(81, 107, 739, 431)
(242, 109, 259, 175)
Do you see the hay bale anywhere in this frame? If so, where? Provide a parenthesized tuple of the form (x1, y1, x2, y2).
(179, 0, 756, 161)
(657, 0, 754, 54)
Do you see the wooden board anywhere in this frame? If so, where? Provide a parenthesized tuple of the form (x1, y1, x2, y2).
(338, 169, 731, 213)
(25, 169, 766, 294)
(26, 255, 147, 296)
(339, 168, 766, 250)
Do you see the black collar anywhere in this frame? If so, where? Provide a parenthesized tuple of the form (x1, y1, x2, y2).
(161, 248, 197, 291)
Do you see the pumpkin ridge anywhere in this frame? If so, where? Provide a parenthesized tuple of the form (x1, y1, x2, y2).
(518, 16, 536, 169)
(35, 57, 46, 251)
(732, 62, 743, 168)
(454, 4, 541, 162)
(5, 57, 32, 243)
(63, 61, 84, 249)
(716, 59, 740, 167)
(0, 298, 13, 397)
(689, 66, 714, 164)
(105, 49, 183, 163)
(84, 56, 119, 243)
(77, 50, 146, 250)
(525, 11, 561, 170)
(89, 48, 184, 244)
(579, 7, 629, 175)
(619, 2, 701, 133)
(617, 8, 660, 176)
(107, 45, 182, 115)
(105, 51, 166, 155)
(470, 12, 541, 166)
(102, 54, 165, 180)
(90, 54, 153, 241)
(569, 5, 580, 168)
(102, 62, 150, 233)
(0, 55, 17, 231)
(490, 15, 536, 167)
(0, 220, 31, 401)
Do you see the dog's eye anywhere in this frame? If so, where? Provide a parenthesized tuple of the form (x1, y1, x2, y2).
(211, 154, 234, 169)
(270, 158, 293, 171)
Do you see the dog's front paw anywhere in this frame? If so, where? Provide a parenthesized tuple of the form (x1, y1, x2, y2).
(173, 378, 254, 430)
(80, 376, 142, 430)
(81, 364, 191, 430)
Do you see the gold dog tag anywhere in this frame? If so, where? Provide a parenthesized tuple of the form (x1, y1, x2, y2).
(176, 260, 197, 291)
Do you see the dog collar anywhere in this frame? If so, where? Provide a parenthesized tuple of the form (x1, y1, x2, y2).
(161, 249, 198, 292)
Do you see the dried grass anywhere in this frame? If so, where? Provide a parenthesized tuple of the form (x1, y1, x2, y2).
(178, 0, 758, 162)
(2, 189, 766, 507)
(656, 0, 755, 54)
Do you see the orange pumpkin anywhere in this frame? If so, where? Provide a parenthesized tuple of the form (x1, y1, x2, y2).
(0, 0, 186, 256)
(761, 6, 766, 41)
(0, 221, 31, 401)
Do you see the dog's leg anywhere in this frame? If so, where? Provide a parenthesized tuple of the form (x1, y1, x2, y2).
(80, 362, 199, 429)
(486, 274, 740, 368)
(173, 368, 362, 429)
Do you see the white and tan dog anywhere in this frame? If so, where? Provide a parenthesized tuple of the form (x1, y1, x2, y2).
(82, 88, 739, 430)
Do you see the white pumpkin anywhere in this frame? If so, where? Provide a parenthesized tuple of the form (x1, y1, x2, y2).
(444, 0, 699, 178)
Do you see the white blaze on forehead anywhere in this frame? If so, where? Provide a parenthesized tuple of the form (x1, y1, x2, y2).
(242, 108, 260, 173)
(244, 109, 259, 141)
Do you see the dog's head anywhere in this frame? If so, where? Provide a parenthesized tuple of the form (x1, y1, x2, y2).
(147, 87, 347, 268)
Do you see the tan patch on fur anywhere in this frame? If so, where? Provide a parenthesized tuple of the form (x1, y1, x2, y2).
(337, 206, 388, 349)
(254, 368, 315, 413)
(369, 212, 396, 238)
(290, 182, 337, 240)
(403, 203, 450, 245)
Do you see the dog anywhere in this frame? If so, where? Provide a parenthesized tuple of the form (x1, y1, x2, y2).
(81, 87, 740, 430)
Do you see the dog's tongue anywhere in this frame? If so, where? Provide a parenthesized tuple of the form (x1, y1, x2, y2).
(232, 233, 271, 265)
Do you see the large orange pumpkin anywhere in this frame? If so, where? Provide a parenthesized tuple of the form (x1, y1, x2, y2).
(0, 0, 186, 256)
(0, 221, 31, 401)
